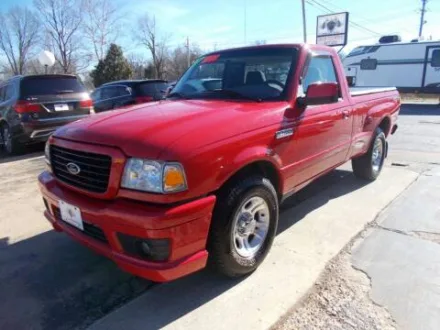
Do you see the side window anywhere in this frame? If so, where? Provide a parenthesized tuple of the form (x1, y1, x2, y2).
(431, 49, 440, 67)
(115, 86, 131, 96)
(303, 56, 338, 92)
(100, 87, 114, 100)
(360, 58, 378, 70)
(0, 86, 4, 102)
(101, 86, 130, 99)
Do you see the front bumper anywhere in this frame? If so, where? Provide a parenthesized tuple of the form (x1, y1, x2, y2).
(38, 171, 216, 282)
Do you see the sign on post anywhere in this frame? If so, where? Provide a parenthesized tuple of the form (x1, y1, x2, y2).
(316, 12, 349, 47)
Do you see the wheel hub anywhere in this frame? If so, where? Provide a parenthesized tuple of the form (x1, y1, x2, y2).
(231, 196, 270, 258)
(237, 212, 256, 236)
(372, 137, 384, 173)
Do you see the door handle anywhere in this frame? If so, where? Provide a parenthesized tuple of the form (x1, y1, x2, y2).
(342, 110, 350, 119)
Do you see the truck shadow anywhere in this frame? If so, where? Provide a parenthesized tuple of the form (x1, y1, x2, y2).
(277, 168, 368, 234)
(0, 234, 153, 330)
(0, 168, 367, 330)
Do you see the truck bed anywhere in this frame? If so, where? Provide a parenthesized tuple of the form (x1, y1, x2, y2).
(350, 87, 397, 97)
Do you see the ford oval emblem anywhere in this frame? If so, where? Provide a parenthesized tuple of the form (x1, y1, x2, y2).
(66, 162, 81, 175)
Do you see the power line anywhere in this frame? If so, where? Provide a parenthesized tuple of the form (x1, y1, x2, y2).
(319, 0, 414, 34)
(306, 0, 381, 36)
(142, 1, 420, 54)
(307, 0, 380, 35)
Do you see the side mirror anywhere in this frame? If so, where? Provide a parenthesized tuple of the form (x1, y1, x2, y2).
(297, 82, 339, 107)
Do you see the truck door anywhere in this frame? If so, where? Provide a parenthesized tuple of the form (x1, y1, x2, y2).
(289, 53, 353, 188)
(423, 46, 440, 87)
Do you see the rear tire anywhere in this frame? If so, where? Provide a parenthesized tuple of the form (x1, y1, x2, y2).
(1, 124, 24, 155)
(352, 128, 386, 181)
(208, 176, 279, 278)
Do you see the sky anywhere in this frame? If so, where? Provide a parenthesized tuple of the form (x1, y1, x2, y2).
(1, 0, 440, 58)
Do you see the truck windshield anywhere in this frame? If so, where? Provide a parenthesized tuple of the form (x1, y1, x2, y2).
(170, 47, 298, 101)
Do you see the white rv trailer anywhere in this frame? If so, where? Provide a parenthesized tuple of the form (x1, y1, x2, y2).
(343, 39, 440, 104)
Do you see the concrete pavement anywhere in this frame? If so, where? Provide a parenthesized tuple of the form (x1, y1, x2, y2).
(89, 166, 417, 330)
(352, 167, 440, 330)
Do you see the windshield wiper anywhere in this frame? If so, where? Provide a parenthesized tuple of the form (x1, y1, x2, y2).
(167, 92, 188, 99)
(202, 89, 262, 102)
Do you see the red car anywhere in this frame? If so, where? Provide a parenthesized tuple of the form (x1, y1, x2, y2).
(39, 44, 399, 282)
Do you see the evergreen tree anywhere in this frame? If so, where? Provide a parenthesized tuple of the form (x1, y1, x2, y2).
(90, 44, 132, 87)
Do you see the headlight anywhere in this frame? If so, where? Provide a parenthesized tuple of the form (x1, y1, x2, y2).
(121, 159, 187, 193)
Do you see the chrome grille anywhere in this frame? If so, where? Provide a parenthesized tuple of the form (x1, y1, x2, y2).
(50, 145, 111, 193)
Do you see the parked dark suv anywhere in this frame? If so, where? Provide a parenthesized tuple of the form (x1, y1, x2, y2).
(91, 79, 168, 112)
(0, 74, 93, 155)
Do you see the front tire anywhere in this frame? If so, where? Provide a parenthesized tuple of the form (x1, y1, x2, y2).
(352, 128, 386, 181)
(208, 176, 279, 278)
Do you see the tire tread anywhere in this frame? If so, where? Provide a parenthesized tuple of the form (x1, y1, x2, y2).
(352, 128, 386, 181)
(208, 175, 278, 277)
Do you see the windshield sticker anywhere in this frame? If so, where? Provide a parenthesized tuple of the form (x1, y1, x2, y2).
(202, 54, 220, 63)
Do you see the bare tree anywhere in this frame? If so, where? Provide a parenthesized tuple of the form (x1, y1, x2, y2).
(167, 43, 202, 80)
(34, 0, 85, 73)
(126, 53, 148, 79)
(82, 0, 122, 62)
(0, 6, 40, 75)
(134, 14, 169, 79)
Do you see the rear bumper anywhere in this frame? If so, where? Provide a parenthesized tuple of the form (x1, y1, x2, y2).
(38, 171, 216, 282)
(15, 114, 89, 143)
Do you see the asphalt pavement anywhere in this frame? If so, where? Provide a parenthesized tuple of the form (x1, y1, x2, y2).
(0, 147, 152, 330)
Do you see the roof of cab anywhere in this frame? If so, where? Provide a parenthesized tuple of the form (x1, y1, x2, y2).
(204, 43, 335, 56)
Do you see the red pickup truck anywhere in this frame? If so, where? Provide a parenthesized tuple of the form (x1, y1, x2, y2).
(39, 44, 399, 282)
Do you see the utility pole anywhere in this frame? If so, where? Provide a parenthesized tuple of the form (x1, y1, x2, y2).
(186, 37, 190, 68)
(244, 0, 247, 44)
(301, 0, 307, 43)
(418, 0, 428, 38)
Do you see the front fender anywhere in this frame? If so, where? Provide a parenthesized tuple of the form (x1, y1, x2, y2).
(214, 145, 284, 192)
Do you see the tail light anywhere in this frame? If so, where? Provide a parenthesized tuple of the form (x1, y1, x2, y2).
(14, 100, 40, 113)
(135, 96, 154, 104)
(79, 99, 93, 107)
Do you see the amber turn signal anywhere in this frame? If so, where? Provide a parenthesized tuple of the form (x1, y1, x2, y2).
(163, 164, 187, 193)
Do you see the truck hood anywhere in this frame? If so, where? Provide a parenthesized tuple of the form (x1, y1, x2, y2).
(54, 99, 288, 159)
